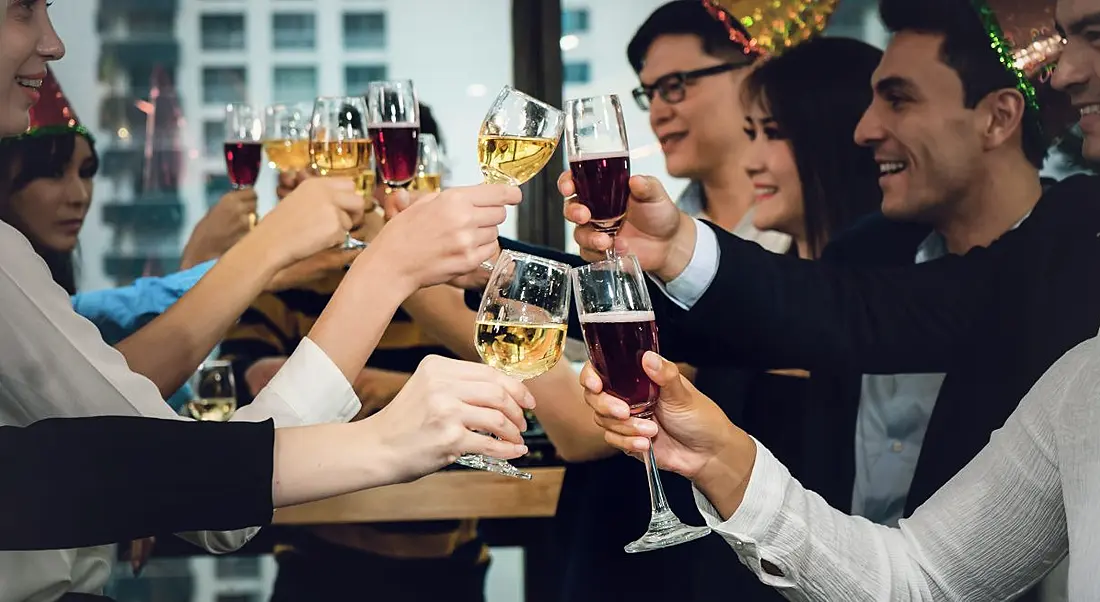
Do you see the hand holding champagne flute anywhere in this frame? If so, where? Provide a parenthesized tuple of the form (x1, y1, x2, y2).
(571, 255, 711, 552)
(565, 94, 631, 258)
(310, 96, 372, 250)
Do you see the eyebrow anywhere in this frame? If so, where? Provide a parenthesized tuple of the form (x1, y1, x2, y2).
(874, 75, 920, 98)
(1058, 11, 1100, 36)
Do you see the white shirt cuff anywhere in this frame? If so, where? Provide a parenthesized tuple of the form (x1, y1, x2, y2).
(648, 218, 719, 310)
(693, 437, 797, 588)
(237, 336, 361, 428)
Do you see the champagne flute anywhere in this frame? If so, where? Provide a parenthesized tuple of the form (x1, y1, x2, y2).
(571, 255, 712, 552)
(466, 250, 572, 480)
(366, 80, 420, 189)
(565, 94, 630, 258)
(224, 103, 263, 227)
(476, 86, 565, 270)
(310, 96, 372, 250)
(186, 360, 238, 422)
(263, 102, 312, 173)
(412, 133, 443, 193)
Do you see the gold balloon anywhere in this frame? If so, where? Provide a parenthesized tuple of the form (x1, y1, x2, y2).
(706, 0, 841, 54)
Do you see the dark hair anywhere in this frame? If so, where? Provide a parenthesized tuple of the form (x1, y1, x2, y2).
(742, 36, 884, 258)
(879, 0, 1048, 168)
(627, 0, 756, 73)
(419, 103, 444, 152)
(0, 131, 99, 294)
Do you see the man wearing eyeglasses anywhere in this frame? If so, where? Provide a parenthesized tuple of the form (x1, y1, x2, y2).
(628, 0, 790, 255)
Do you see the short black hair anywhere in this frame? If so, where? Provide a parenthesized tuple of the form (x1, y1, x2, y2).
(627, 0, 755, 74)
(419, 102, 444, 152)
(879, 0, 1048, 168)
(742, 36, 884, 257)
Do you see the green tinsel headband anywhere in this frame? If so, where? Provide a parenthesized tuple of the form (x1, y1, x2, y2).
(2, 123, 95, 145)
(971, 0, 1042, 116)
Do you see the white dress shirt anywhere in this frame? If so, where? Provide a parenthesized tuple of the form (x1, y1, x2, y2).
(0, 221, 361, 601)
(690, 334, 1100, 600)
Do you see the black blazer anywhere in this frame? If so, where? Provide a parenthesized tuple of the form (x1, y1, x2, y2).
(0, 416, 275, 551)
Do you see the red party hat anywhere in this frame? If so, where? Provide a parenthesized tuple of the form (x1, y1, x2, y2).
(16, 67, 92, 141)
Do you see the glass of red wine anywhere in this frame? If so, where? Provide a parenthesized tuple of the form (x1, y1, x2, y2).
(570, 254, 712, 553)
(224, 103, 264, 226)
(565, 94, 631, 250)
(366, 80, 420, 189)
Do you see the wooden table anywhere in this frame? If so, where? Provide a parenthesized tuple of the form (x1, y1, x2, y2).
(273, 467, 565, 524)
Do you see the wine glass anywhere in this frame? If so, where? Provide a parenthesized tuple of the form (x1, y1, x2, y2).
(310, 96, 372, 250)
(224, 103, 263, 227)
(476, 86, 565, 270)
(571, 255, 712, 552)
(263, 102, 312, 173)
(186, 360, 238, 422)
(465, 250, 572, 480)
(366, 80, 420, 189)
(412, 133, 443, 192)
(565, 94, 630, 258)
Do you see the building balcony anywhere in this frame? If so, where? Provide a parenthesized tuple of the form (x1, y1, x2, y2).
(103, 253, 184, 283)
(101, 194, 185, 233)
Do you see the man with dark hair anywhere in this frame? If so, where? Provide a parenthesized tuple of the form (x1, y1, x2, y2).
(626, 0, 789, 252)
(566, 0, 1080, 599)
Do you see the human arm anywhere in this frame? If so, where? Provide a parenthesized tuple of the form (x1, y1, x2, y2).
(0, 355, 535, 551)
(114, 178, 366, 399)
(179, 188, 258, 270)
(585, 351, 1071, 601)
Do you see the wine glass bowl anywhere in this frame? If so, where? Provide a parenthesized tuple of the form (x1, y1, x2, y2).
(412, 133, 443, 192)
(310, 96, 372, 249)
(367, 80, 420, 188)
(565, 95, 631, 235)
(186, 360, 238, 422)
(263, 102, 312, 173)
(223, 103, 264, 189)
(477, 86, 564, 186)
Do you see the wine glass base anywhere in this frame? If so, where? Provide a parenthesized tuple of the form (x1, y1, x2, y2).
(454, 453, 533, 480)
(343, 235, 367, 250)
(624, 511, 711, 553)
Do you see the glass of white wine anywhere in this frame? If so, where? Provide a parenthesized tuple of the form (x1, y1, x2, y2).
(465, 250, 572, 480)
(263, 102, 312, 173)
(310, 96, 372, 250)
(186, 360, 237, 422)
(476, 86, 565, 270)
(412, 133, 443, 193)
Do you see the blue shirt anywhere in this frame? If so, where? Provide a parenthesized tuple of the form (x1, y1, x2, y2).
(851, 214, 1030, 526)
(70, 260, 216, 410)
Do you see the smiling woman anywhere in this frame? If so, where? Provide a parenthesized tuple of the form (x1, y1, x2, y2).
(0, 0, 61, 136)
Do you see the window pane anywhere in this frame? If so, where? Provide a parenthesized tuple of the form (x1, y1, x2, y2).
(203, 120, 222, 157)
(273, 66, 317, 104)
(345, 65, 387, 95)
(343, 13, 385, 50)
(272, 13, 316, 50)
(202, 67, 247, 105)
(562, 8, 589, 35)
(563, 61, 590, 84)
(200, 14, 245, 50)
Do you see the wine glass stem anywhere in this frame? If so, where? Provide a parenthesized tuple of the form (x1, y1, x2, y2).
(643, 442, 672, 517)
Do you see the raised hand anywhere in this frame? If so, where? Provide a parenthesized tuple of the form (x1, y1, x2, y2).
(358, 356, 535, 483)
(251, 177, 365, 267)
(180, 188, 259, 269)
(369, 184, 519, 291)
(561, 172, 697, 281)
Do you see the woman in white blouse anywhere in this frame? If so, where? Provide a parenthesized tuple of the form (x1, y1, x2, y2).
(0, 2, 535, 601)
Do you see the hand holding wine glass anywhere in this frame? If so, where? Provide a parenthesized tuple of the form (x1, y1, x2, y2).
(565, 95, 632, 247)
(561, 172, 697, 282)
(368, 184, 520, 291)
(581, 351, 759, 522)
(249, 177, 365, 266)
(571, 255, 710, 552)
(224, 103, 264, 227)
(310, 96, 373, 250)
